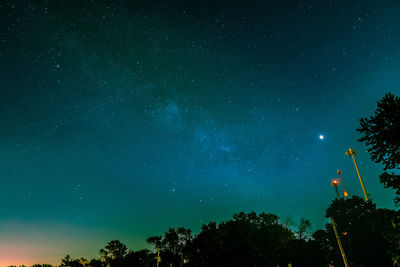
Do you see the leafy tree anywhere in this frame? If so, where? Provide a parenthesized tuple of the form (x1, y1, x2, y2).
(147, 227, 192, 267)
(286, 238, 327, 267)
(358, 92, 400, 205)
(79, 258, 90, 267)
(88, 259, 103, 267)
(60, 255, 82, 267)
(99, 240, 128, 266)
(281, 215, 294, 228)
(377, 208, 400, 266)
(310, 229, 333, 265)
(187, 211, 300, 266)
(297, 218, 311, 240)
(325, 196, 394, 266)
(124, 249, 154, 267)
(61, 255, 72, 266)
(146, 235, 162, 249)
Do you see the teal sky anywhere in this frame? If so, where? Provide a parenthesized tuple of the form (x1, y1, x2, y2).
(1, 0, 399, 265)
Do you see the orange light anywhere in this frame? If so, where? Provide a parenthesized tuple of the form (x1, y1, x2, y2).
(342, 231, 348, 236)
(344, 191, 348, 198)
(331, 179, 339, 186)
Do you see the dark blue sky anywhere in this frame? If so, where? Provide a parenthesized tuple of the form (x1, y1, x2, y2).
(0, 0, 399, 265)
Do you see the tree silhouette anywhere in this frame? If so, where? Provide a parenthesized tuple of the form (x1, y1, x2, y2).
(88, 258, 103, 267)
(60, 255, 82, 267)
(146, 235, 162, 249)
(187, 211, 307, 266)
(358, 92, 400, 205)
(47, 210, 396, 266)
(124, 249, 154, 267)
(79, 258, 90, 267)
(325, 196, 394, 266)
(311, 229, 333, 265)
(147, 227, 192, 267)
(297, 218, 311, 240)
(99, 240, 128, 266)
(61, 255, 72, 266)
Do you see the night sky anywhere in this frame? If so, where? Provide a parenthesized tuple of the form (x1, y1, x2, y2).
(1, 0, 400, 265)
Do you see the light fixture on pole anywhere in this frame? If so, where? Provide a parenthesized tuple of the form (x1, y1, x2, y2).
(331, 179, 340, 199)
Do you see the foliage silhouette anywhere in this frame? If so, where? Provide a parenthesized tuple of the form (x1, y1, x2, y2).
(60, 255, 82, 267)
(357, 92, 400, 265)
(358, 92, 400, 205)
(147, 227, 193, 267)
(162, 211, 327, 267)
(99, 240, 128, 266)
(297, 217, 311, 240)
(325, 196, 396, 266)
(124, 249, 155, 267)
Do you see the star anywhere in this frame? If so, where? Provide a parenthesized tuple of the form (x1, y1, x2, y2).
(319, 135, 324, 140)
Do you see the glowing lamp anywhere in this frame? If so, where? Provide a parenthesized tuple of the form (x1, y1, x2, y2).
(331, 179, 340, 186)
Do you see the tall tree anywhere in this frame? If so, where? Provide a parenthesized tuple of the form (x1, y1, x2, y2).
(99, 240, 128, 266)
(61, 255, 72, 266)
(124, 249, 154, 267)
(358, 92, 400, 205)
(79, 258, 90, 267)
(147, 227, 192, 267)
(297, 218, 311, 240)
(325, 196, 394, 266)
(187, 212, 299, 266)
(88, 259, 103, 267)
(60, 255, 82, 267)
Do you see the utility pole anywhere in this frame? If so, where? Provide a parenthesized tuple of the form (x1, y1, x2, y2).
(337, 170, 348, 198)
(346, 148, 369, 201)
(157, 249, 161, 267)
(330, 217, 349, 267)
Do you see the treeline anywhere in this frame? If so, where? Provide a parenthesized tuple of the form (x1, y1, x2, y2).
(11, 200, 399, 267)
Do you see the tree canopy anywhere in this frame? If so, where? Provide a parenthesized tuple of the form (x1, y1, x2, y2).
(325, 196, 396, 266)
(13, 206, 400, 267)
(358, 92, 400, 205)
(99, 240, 128, 266)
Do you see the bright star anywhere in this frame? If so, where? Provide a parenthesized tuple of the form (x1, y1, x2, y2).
(319, 135, 324, 140)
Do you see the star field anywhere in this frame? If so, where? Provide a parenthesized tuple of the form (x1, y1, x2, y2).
(1, 0, 400, 265)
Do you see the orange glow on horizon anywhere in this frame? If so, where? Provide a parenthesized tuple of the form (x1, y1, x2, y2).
(0, 244, 60, 267)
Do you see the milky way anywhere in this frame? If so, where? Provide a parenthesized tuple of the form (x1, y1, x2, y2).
(1, 0, 399, 265)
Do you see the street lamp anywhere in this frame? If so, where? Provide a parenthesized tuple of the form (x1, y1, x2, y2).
(331, 179, 340, 199)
